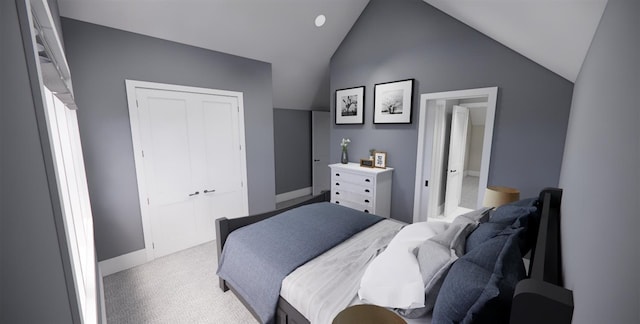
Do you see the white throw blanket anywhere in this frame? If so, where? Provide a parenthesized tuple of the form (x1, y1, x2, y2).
(280, 220, 403, 324)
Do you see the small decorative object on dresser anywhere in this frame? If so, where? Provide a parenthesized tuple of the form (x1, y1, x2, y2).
(359, 159, 374, 168)
(329, 163, 393, 217)
(373, 151, 387, 169)
(340, 138, 350, 164)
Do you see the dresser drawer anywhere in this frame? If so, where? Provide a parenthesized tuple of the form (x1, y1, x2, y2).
(332, 190, 374, 208)
(331, 179, 374, 197)
(332, 170, 374, 188)
(332, 199, 373, 214)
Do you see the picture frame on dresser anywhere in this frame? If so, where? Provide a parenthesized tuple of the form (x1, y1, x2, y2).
(335, 86, 365, 125)
(373, 152, 387, 169)
(359, 159, 374, 168)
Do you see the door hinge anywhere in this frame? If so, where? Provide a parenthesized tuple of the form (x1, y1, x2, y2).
(241, 181, 243, 187)
(136, 99, 139, 107)
(142, 150, 145, 157)
(239, 145, 242, 150)
(237, 106, 239, 112)
(152, 242, 155, 249)
(147, 198, 150, 205)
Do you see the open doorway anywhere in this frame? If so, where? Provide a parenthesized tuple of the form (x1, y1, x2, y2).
(413, 87, 497, 223)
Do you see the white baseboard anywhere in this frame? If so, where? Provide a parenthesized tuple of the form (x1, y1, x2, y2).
(98, 248, 148, 277)
(275, 187, 312, 203)
(467, 170, 481, 177)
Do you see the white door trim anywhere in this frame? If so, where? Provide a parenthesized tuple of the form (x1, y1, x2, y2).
(413, 87, 498, 223)
(125, 79, 249, 263)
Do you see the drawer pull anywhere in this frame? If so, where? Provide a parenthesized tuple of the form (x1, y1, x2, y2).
(364, 209, 370, 213)
(335, 173, 340, 176)
(336, 182, 340, 186)
(364, 189, 370, 193)
(335, 201, 340, 204)
(365, 179, 371, 182)
(364, 199, 370, 203)
(335, 192, 340, 195)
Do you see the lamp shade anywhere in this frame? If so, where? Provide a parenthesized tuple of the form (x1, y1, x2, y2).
(483, 186, 520, 207)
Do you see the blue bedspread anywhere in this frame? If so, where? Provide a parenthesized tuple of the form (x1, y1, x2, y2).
(216, 202, 383, 324)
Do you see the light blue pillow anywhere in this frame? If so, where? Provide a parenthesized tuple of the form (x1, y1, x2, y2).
(396, 222, 475, 318)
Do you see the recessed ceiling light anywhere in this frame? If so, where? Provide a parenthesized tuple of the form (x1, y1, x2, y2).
(315, 14, 326, 27)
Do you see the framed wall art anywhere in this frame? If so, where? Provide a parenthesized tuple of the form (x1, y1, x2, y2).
(373, 79, 414, 124)
(335, 86, 365, 124)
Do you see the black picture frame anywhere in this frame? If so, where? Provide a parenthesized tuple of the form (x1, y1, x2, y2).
(335, 86, 365, 125)
(373, 79, 414, 124)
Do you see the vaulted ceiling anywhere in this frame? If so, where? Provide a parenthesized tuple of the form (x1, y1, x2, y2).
(58, 0, 607, 110)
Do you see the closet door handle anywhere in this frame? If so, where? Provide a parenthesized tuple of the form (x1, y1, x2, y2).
(188, 191, 200, 197)
(203, 189, 216, 194)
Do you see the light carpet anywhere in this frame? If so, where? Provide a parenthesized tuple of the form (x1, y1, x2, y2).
(460, 175, 479, 209)
(103, 241, 258, 324)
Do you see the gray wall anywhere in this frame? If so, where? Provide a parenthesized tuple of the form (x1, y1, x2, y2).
(1, 1, 74, 322)
(61, 18, 276, 261)
(274, 109, 312, 194)
(558, 0, 640, 322)
(330, 0, 573, 223)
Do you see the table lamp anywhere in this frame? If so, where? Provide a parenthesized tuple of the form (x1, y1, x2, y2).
(483, 186, 520, 207)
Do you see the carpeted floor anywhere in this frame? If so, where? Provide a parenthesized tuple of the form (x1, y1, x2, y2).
(460, 175, 479, 209)
(103, 241, 258, 324)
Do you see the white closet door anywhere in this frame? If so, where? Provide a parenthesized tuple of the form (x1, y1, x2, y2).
(135, 87, 247, 258)
(444, 105, 470, 217)
(192, 94, 245, 243)
(137, 89, 199, 257)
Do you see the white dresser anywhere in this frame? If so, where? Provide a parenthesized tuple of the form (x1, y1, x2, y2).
(328, 163, 393, 218)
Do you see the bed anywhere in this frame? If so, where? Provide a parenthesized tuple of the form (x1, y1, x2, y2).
(216, 188, 573, 324)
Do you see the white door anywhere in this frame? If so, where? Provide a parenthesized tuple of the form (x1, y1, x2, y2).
(427, 102, 448, 219)
(312, 111, 330, 195)
(444, 105, 470, 217)
(133, 85, 247, 258)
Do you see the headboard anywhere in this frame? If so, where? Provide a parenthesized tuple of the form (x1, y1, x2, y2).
(510, 188, 574, 323)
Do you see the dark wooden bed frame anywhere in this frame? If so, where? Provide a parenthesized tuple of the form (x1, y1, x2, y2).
(216, 188, 573, 324)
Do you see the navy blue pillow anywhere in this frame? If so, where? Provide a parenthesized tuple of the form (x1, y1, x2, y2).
(489, 205, 537, 227)
(465, 222, 510, 253)
(506, 197, 538, 208)
(433, 227, 526, 324)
